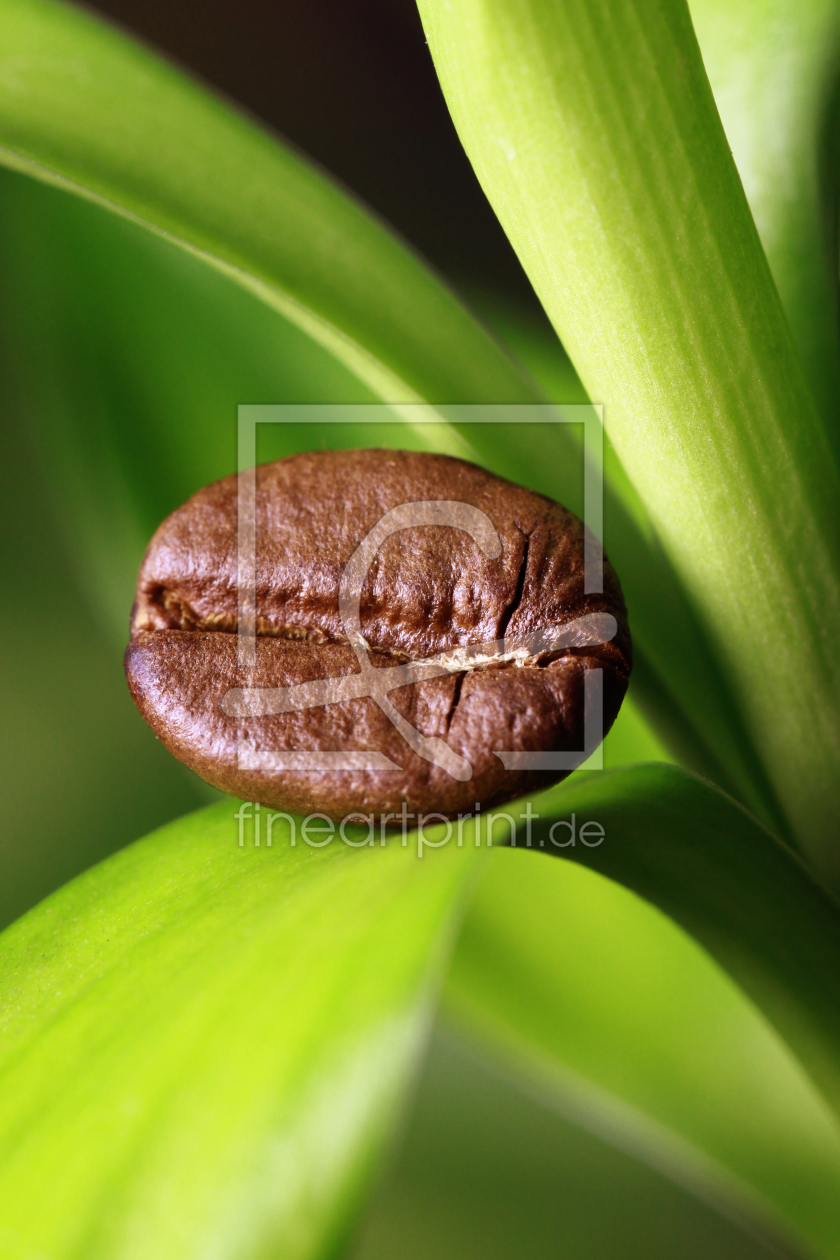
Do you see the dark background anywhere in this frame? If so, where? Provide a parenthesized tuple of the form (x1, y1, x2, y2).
(85, 0, 535, 305)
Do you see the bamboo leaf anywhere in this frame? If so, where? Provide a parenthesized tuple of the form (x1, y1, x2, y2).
(416, 0, 840, 873)
(547, 766, 840, 1118)
(0, 803, 478, 1259)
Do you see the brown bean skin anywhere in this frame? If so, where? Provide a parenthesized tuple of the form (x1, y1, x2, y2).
(125, 449, 631, 820)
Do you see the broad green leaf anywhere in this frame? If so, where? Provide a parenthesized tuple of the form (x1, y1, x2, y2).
(0, 164, 368, 930)
(446, 764, 840, 1254)
(691, 0, 840, 449)
(416, 0, 840, 873)
(0, 802, 478, 1259)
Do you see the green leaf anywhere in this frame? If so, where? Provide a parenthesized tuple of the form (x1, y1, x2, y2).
(448, 865, 840, 1256)
(0, 165, 375, 645)
(446, 764, 840, 1254)
(691, 0, 840, 449)
(349, 1024, 798, 1260)
(416, 0, 840, 872)
(0, 0, 533, 408)
(0, 802, 478, 1258)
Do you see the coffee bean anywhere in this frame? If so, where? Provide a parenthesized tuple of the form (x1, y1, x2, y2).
(125, 450, 631, 820)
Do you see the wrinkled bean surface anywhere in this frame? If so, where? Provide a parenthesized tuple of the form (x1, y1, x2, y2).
(125, 449, 631, 820)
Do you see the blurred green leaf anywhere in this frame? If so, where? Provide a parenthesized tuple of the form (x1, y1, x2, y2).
(0, 802, 478, 1258)
(691, 0, 840, 450)
(0, 166, 374, 644)
(417, 0, 840, 872)
(346, 1025, 798, 1260)
(0, 162, 375, 929)
(446, 764, 840, 1253)
(448, 853, 840, 1257)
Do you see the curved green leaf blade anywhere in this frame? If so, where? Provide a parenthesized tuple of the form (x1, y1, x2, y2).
(0, 165, 376, 646)
(447, 834, 840, 1257)
(0, 0, 531, 407)
(690, 0, 840, 449)
(416, 0, 840, 871)
(547, 766, 840, 1118)
(0, 803, 478, 1259)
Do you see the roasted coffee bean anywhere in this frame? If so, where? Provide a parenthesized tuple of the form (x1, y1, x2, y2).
(125, 449, 631, 820)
